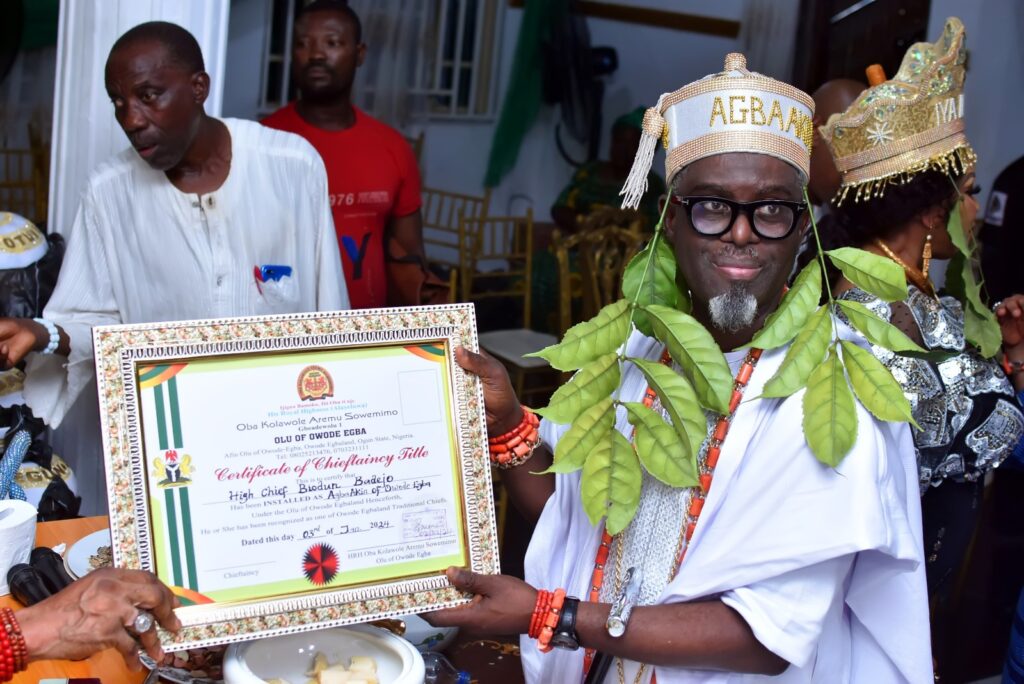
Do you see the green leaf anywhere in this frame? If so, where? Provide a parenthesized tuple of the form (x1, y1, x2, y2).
(527, 299, 631, 371)
(839, 340, 918, 427)
(763, 305, 833, 398)
(535, 353, 620, 424)
(628, 358, 707, 459)
(826, 247, 908, 302)
(965, 305, 1002, 358)
(744, 260, 822, 350)
(644, 304, 733, 414)
(622, 237, 678, 337)
(946, 200, 971, 256)
(623, 402, 700, 488)
(836, 300, 926, 353)
(944, 251, 967, 303)
(580, 429, 642, 534)
(802, 347, 858, 467)
(947, 249, 1002, 357)
(544, 397, 615, 474)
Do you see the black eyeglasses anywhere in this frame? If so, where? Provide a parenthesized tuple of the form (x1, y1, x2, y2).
(669, 195, 807, 240)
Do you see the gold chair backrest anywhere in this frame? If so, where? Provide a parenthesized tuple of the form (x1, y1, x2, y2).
(421, 187, 491, 271)
(553, 225, 648, 335)
(577, 206, 647, 236)
(458, 210, 534, 328)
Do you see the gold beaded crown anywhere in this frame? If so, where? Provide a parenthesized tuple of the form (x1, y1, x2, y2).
(620, 53, 814, 210)
(820, 17, 975, 204)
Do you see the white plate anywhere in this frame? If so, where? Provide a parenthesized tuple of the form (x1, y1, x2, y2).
(224, 624, 425, 684)
(63, 528, 111, 580)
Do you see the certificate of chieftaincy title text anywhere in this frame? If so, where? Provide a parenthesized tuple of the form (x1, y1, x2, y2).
(136, 342, 466, 604)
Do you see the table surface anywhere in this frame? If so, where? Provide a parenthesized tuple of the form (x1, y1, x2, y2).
(7, 515, 146, 684)
(5, 516, 526, 683)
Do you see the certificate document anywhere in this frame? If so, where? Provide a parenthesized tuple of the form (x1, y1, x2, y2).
(94, 305, 498, 649)
(139, 343, 465, 604)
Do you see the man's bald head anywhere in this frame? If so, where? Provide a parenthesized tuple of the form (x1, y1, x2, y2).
(809, 79, 865, 205)
(108, 21, 205, 76)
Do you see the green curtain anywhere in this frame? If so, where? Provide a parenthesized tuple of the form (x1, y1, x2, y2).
(483, 0, 568, 188)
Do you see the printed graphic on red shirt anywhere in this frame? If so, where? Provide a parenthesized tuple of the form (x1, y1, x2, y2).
(262, 105, 422, 309)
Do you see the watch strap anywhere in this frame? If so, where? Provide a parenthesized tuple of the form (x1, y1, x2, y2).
(553, 596, 581, 650)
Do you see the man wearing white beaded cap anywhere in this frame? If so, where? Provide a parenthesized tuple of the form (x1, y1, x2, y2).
(426, 53, 930, 684)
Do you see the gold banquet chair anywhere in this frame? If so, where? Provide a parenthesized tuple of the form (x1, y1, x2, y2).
(421, 186, 491, 277)
(553, 225, 649, 336)
(459, 210, 557, 403)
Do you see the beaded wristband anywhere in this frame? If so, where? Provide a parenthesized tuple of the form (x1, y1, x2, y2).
(529, 589, 552, 639)
(1004, 353, 1024, 376)
(0, 614, 14, 682)
(537, 588, 566, 653)
(32, 318, 59, 355)
(488, 407, 541, 469)
(0, 609, 25, 675)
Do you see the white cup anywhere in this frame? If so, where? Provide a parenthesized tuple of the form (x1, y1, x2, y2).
(0, 500, 36, 595)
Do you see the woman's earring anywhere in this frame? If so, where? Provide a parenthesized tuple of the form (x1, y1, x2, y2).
(922, 233, 933, 279)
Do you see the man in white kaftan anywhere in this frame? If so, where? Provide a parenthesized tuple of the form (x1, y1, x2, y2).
(425, 51, 931, 683)
(525, 328, 930, 683)
(0, 23, 347, 512)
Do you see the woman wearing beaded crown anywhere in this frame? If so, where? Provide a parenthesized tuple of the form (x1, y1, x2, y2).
(819, 16, 1024, 640)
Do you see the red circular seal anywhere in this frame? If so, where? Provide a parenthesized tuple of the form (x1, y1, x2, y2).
(302, 543, 339, 586)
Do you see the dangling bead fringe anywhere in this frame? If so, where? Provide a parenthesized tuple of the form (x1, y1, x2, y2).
(619, 95, 666, 210)
(922, 234, 932, 279)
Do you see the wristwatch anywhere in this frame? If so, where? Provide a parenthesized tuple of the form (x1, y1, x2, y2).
(550, 596, 581, 651)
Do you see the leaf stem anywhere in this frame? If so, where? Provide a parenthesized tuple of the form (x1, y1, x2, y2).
(803, 187, 840, 342)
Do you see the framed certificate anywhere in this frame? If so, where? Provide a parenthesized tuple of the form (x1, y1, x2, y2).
(93, 304, 498, 649)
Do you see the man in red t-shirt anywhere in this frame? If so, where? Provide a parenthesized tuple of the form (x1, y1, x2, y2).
(262, 0, 424, 309)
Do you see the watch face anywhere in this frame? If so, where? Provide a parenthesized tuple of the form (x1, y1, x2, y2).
(550, 632, 580, 650)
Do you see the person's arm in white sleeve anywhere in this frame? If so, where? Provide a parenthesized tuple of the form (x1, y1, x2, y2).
(719, 554, 855, 669)
(22, 189, 121, 427)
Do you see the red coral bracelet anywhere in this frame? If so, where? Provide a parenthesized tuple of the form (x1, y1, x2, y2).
(489, 406, 541, 469)
(0, 608, 26, 681)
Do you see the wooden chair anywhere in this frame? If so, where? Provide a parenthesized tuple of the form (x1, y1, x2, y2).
(553, 225, 650, 335)
(0, 149, 41, 224)
(459, 211, 558, 401)
(421, 186, 491, 276)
